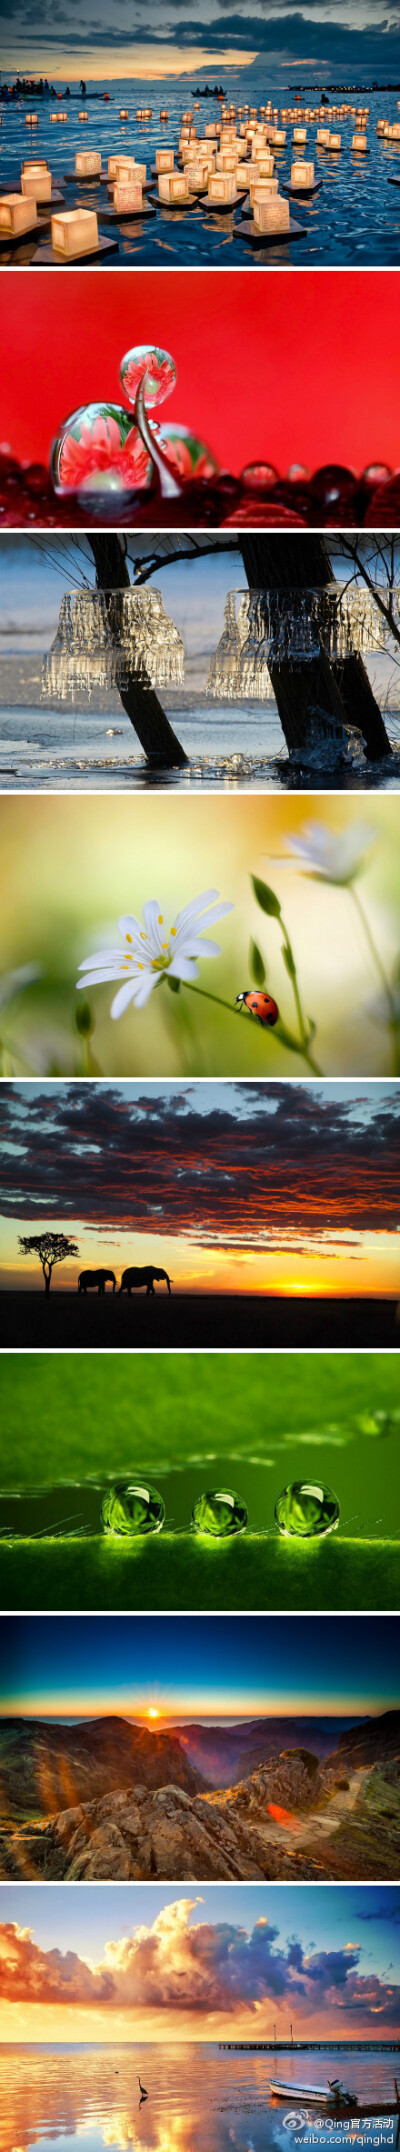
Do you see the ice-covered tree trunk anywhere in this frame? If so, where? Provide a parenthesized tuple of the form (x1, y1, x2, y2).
(239, 534, 392, 760)
(88, 535, 188, 767)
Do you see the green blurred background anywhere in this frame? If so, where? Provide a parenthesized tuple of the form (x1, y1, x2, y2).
(0, 1351, 398, 1611)
(0, 794, 398, 1075)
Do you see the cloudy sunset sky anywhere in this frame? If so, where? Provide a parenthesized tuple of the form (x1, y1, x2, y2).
(2, 0, 400, 83)
(1, 1081, 399, 1298)
(0, 1884, 399, 2042)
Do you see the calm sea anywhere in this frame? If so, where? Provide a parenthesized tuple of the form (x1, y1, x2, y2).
(0, 2043, 398, 2151)
(2, 74, 400, 265)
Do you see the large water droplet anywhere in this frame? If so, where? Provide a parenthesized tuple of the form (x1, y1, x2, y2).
(101, 1478, 165, 1536)
(51, 403, 153, 495)
(191, 1487, 248, 1537)
(275, 1480, 340, 1539)
(120, 344, 176, 407)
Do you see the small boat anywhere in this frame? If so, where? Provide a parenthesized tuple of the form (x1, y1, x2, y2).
(269, 2079, 356, 2107)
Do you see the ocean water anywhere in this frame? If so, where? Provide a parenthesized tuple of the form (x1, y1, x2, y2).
(0, 2043, 398, 2152)
(1, 75, 400, 265)
(0, 701, 398, 789)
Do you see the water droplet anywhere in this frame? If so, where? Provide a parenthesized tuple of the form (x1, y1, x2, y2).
(275, 1480, 340, 1539)
(51, 403, 153, 495)
(240, 461, 279, 493)
(101, 1478, 165, 1536)
(120, 344, 176, 407)
(191, 1487, 248, 1537)
(157, 424, 219, 483)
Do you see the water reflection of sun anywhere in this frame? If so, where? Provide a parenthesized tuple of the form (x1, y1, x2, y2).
(102, 2116, 193, 2150)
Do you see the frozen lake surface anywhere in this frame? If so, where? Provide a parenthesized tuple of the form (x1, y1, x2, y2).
(0, 701, 398, 789)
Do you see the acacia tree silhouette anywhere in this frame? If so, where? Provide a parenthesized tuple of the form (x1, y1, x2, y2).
(18, 1232, 79, 1296)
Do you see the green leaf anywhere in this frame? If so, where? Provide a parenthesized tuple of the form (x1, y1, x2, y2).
(167, 975, 181, 994)
(249, 938, 266, 987)
(281, 942, 296, 980)
(251, 874, 281, 919)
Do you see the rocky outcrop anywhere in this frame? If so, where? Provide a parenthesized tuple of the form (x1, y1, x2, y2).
(0, 1783, 282, 1882)
(1, 1754, 399, 1884)
(0, 1716, 207, 1822)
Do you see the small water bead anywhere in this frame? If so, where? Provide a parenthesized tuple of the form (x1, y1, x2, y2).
(101, 1478, 165, 1536)
(275, 1479, 340, 1539)
(191, 1487, 248, 1538)
(120, 344, 176, 408)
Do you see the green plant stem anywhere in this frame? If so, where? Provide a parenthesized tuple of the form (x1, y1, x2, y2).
(350, 882, 397, 1032)
(181, 982, 323, 1074)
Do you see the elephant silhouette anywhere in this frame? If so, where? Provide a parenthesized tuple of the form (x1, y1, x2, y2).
(118, 1266, 172, 1296)
(78, 1269, 116, 1293)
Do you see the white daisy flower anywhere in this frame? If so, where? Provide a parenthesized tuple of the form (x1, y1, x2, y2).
(77, 889, 234, 1020)
(279, 819, 377, 886)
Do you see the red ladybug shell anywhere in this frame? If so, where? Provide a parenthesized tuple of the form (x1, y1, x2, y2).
(237, 991, 279, 1026)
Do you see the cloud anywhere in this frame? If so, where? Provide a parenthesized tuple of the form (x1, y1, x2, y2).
(0, 1902, 399, 2025)
(0, 1083, 399, 1253)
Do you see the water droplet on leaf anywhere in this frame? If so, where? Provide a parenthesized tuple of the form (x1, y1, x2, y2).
(275, 1479, 340, 1539)
(191, 1487, 248, 1537)
(101, 1478, 165, 1536)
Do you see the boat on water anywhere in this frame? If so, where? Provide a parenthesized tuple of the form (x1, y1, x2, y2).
(269, 2080, 356, 2107)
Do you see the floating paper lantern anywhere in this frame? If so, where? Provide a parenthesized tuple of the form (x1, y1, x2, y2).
(113, 181, 143, 212)
(205, 122, 218, 137)
(253, 194, 290, 231)
(156, 147, 174, 172)
(249, 176, 279, 205)
(317, 128, 330, 145)
(293, 126, 307, 143)
(160, 110, 169, 119)
(158, 170, 187, 201)
(115, 156, 146, 183)
(208, 169, 237, 202)
(328, 132, 341, 149)
(75, 149, 101, 175)
(119, 108, 129, 119)
(0, 192, 37, 233)
(216, 151, 238, 171)
(21, 167, 52, 200)
(25, 113, 38, 124)
(186, 161, 210, 191)
(52, 208, 99, 257)
(291, 159, 314, 186)
(79, 112, 88, 121)
(251, 151, 274, 173)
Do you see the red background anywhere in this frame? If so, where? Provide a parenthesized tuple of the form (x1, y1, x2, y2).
(2, 269, 400, 473)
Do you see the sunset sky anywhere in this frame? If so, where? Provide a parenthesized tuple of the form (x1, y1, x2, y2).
(1, 1081, 399, 1298)
(2, 1612, 398, 1720)
(2, 0, 399, 81)
(0, 1884, 398, 2043)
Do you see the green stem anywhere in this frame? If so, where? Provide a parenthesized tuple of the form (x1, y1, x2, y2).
(181, 982, 323, 1074)
(279, 922, 323, 1074)
(350, 884, 399, 1067)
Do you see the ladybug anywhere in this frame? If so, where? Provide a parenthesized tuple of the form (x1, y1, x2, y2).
(235, 990, 279, 1027)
